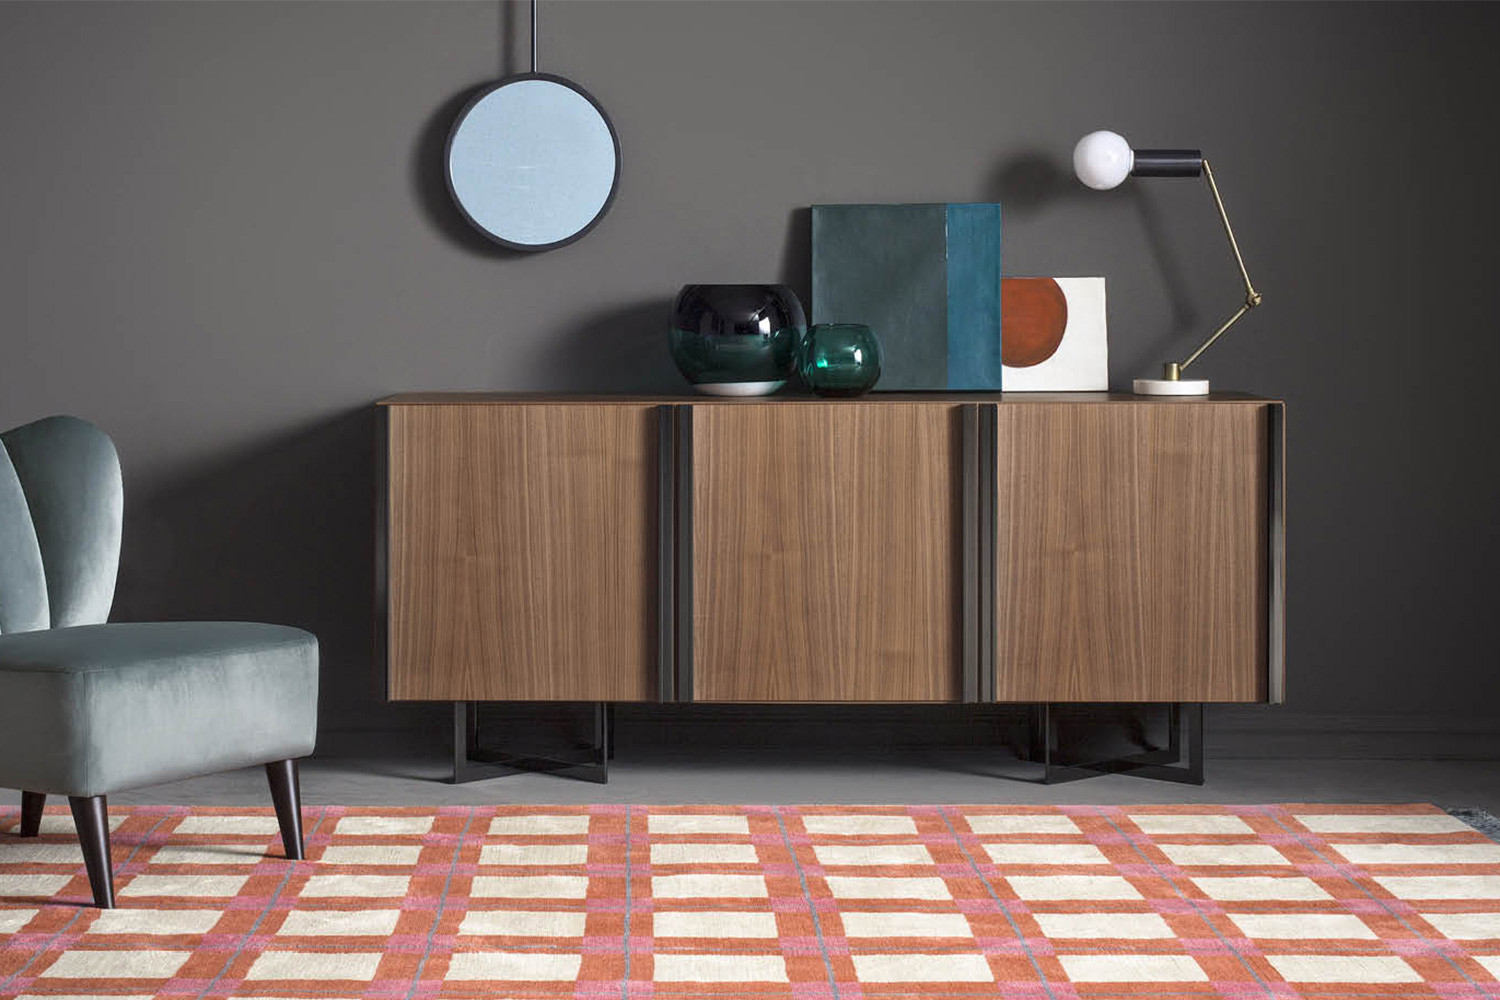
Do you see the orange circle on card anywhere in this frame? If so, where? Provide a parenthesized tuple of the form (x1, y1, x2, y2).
(1001, 277, 1068, 368)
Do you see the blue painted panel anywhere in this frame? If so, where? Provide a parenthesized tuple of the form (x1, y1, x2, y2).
(945, 204, 1003, 390)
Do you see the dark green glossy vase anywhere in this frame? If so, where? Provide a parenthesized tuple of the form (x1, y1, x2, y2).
(798, 323, 883, 397)
(669, 284, 806, 396)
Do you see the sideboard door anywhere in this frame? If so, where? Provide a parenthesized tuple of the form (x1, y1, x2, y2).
(992, 402, 1271, 703)
(385, 403, 660, 701)
(690, 402, 963, 702)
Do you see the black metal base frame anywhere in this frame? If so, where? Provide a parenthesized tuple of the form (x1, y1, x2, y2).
(453, 701, 612, 784)
(1030, 702, 1204, 785)
(446, 700, 1198, 787)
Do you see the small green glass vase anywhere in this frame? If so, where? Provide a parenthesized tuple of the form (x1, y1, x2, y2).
(798, 323, 882, 397)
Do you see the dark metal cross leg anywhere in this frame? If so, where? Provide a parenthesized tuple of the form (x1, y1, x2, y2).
(452, 701, 610, 784)
(1033, 702, 1204, 785)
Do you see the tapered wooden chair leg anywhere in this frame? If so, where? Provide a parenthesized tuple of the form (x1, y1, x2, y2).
(68, 795, 114, 908)
(20, 791, 45, 837)
(265, 759, 305, 861)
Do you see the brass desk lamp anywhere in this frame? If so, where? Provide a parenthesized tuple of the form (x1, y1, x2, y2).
(1072, 130, 1263, 396)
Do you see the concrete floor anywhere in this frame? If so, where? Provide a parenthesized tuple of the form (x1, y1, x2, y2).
(102, 745, 1500, 813)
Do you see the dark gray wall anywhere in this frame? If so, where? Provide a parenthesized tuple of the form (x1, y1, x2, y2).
(3, 2, 1497, 751)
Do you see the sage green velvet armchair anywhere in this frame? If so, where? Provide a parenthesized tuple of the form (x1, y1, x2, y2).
(0, 415, 318, 907)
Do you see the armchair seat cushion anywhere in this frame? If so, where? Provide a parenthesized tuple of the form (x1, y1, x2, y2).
(0, 621, 317, 797)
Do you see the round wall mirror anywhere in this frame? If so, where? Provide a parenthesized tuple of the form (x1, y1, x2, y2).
(445, 72, 620, 252)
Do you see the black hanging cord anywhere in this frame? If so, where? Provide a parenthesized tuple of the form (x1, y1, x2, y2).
(531, 0, 537, 73)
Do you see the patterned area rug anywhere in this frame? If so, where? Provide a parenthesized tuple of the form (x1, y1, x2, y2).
(3, 803, 1500, 997)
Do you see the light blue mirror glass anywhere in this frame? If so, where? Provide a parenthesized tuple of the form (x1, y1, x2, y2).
(445, 73, 620, 251)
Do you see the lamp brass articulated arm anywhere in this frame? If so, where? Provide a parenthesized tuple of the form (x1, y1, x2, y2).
(1165, 159, 1262, 381)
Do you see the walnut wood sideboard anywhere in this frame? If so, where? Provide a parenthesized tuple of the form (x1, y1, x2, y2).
(377, 392, 1284, 784)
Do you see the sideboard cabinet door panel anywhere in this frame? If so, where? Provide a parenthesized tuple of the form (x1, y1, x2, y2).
(386, 404, 659, 701)
(993, 402, 1269, 702)
(692, 403, 962, 702)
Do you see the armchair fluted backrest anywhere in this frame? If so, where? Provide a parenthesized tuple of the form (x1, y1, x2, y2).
(0, 416, 122, 634)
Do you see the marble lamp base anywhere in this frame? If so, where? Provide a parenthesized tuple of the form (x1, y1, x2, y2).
(1134, 377, 1211, 396)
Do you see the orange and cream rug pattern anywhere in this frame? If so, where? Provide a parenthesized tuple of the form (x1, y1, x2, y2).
(2, 803, 1500, 997)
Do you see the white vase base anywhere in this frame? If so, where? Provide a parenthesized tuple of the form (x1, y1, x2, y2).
(694, 381, 786, 397)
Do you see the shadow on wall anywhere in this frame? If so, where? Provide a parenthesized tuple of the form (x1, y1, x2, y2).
(1126, 186, 1199, 357)
(498, 0, 520, 78)
(409, 85, 522, 260)
(111, 408, 421, 738)
(983, 151, 1084, 216)
(779, 207, 812, 311)
(532, 297, 686, 394)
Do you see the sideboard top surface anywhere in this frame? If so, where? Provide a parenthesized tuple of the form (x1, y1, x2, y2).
(379, 391, 1281, 406)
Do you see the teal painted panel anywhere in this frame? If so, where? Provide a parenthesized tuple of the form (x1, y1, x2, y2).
(945, 204, 1003, 389)
(811, 204, 948, 390)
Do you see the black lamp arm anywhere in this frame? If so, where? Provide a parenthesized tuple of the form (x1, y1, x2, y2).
(1132, 149, 1204, 178)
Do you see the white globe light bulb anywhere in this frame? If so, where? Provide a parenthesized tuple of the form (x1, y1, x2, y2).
(1073, 130, 1134, 190)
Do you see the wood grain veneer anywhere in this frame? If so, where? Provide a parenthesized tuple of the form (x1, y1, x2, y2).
(992, 402, 1270, 702)
(691, 403, 963, 702)
(386, 403, 658, 701)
